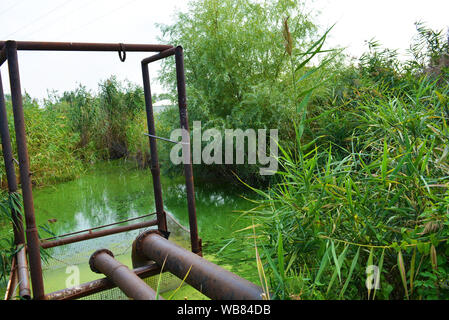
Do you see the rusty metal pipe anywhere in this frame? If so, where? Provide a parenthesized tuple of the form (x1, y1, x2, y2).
(137, 232, 265, 300)
(141, 47, 176, 65)
(0, 46, 6, 66)
(174, 46, 201, 255)
(0, 70, 25, 245)
(16, 245, 31, 299)
(141, 62, 167, 232)
(4, 256, 17, 300)
(46, 263, 162, 300)
(89, 249, 162, 300)
(41, 218, 158, 249)
(6, 40, 45, 300)
(0, 41, 172, 52)
(41, 212, 156, 242)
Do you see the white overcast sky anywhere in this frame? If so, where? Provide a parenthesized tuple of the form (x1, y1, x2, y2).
(0, 0, 448, 100)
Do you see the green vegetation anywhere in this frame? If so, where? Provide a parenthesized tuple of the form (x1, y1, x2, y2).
(241, 23, 449, 299)
(1, 0, 448, 300)
(156, 0, 338, 184)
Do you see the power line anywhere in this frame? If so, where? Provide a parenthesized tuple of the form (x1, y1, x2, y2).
(54, 0, 139, 41)
(0, 0, 25, 18)
(2, 0, 75, 39)
(23, 0, 100, 40)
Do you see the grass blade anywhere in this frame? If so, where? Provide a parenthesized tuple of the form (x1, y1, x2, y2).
(397, 250, 409, 300)
(339, 247, 360, 299)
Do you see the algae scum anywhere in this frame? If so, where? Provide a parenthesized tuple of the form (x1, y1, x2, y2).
(20, 160, 257, 299)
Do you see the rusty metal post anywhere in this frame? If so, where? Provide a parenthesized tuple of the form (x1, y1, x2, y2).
(89, 249, 163, 300)
(16, 246, 31, 299)
(141, 62, 167, 232)
(136, 231, 264, 300)
(5, 40, 45, 300)
(174, 46, 201, 255)
(0, 70, 25, 245)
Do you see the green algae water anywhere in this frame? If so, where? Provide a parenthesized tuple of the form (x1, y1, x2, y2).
(2, 160, 259, 300)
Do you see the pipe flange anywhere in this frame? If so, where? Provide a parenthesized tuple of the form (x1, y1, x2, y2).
(135, 229, 169, 256)
(89, 248, 114, 274)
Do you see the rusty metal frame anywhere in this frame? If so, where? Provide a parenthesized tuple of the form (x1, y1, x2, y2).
(0, 40, 201, 300)
(141, 46, 201, 255)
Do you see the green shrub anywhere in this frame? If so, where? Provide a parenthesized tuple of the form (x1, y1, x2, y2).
(156, 0, 335, 185)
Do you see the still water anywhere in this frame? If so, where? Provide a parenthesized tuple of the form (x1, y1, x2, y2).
(19, 160, 258, 299)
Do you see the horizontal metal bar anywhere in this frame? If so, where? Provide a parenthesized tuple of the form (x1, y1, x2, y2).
(0, 41, 173, 52)
(41, 219, 158, 249)
(144, 133, 189, 145)
(40, 213, 156, 242)
(141, 47, 176, 65)
(89, 249, 162, 300)
(45, 263, 162, 300)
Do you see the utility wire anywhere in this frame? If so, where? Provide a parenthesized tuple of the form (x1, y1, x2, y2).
(23, 0, 100, 40)
(0, 0, 25, 18)
(54, 0, 139, 41)
(2, 0, 75, 39)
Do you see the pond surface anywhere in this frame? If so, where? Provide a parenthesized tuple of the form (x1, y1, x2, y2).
(11, 160, 259, 299)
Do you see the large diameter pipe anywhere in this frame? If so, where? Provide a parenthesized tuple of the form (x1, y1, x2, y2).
(46, 264, 162, 300)
(89, 249, 163, 300)
(137, 232, 265, 300)
(16, 246, 31, 299)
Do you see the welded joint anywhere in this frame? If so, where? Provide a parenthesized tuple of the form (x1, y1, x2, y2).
(89, 249, 114, 274)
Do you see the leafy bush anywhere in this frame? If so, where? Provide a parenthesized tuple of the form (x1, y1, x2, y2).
(156, 0, 336, 185)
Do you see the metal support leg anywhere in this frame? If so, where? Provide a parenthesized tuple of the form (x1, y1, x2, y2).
(174, 46, 201, 255)
(0, 70, 25, 245)
(141, 63, 167, 232)
(6, 40, 45, 300)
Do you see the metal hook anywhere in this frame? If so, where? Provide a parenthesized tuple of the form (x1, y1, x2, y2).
(118, 43, 126, 62)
